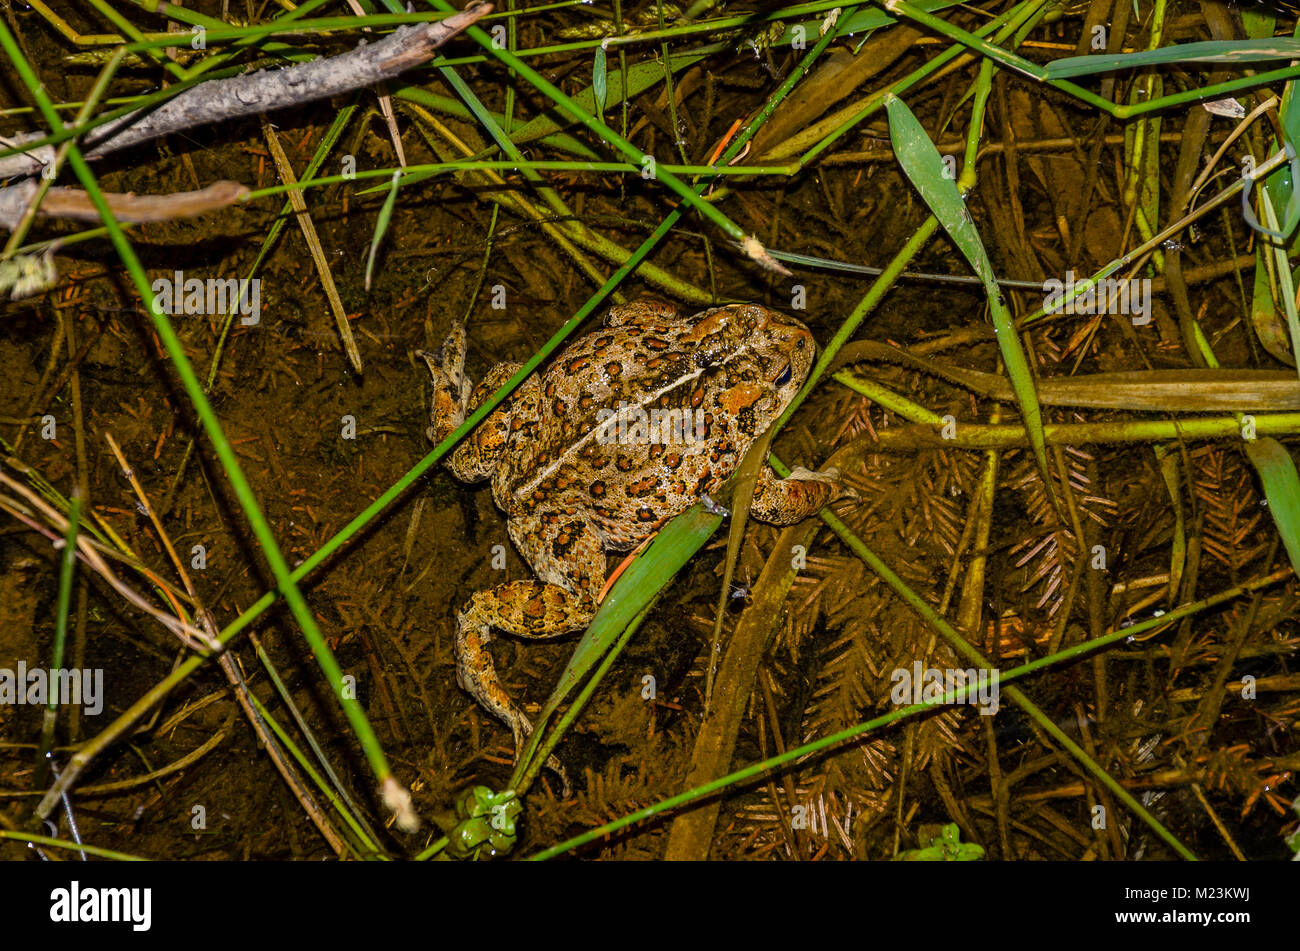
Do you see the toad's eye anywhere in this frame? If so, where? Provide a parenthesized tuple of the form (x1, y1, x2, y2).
(775, 364, 793, 387)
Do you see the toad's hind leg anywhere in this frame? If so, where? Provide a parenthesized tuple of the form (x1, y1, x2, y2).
(455, 507, 604, 786)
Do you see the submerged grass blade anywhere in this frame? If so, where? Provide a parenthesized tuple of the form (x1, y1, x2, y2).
(504, 47, 713, 149)
(261, 117, 364, 373)
(37, 488, 81, 768)
(391, 84, 599, 159)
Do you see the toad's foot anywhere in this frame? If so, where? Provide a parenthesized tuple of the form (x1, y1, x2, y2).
(750, 465, 839, 524)
(786, 465, 839, 484)
(787, 464, 859, 500)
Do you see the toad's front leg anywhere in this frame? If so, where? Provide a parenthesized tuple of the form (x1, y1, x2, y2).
(418, 323, 529, 483)
(455, 506, 605, 786)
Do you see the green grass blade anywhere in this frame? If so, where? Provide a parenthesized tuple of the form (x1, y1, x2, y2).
(252, 638, 383, 853)
(1046, 38, 1300, 79)
(365, 170, 401, 291)
(437, 63, 515, 156)
(0, 830, 145, 861)
(242, 682, 376, 858)
(1255, 19, 1300, 265)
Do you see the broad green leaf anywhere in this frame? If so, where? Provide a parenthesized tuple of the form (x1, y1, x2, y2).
(1258, 186, 1300, 369)
(593, 45, 607, 122)
(551, 504, 719, 706)
(883, 94, 1050, 482)
(514, 501, 723, 787)
(1241, 5, 1276, 41)
(1248, 251, 1295, 365)
(1244, 437, 1300, 576)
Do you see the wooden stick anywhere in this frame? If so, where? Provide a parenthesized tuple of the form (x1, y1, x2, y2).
(0, 3, 491, 182)
(0, 179, 247, 230)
